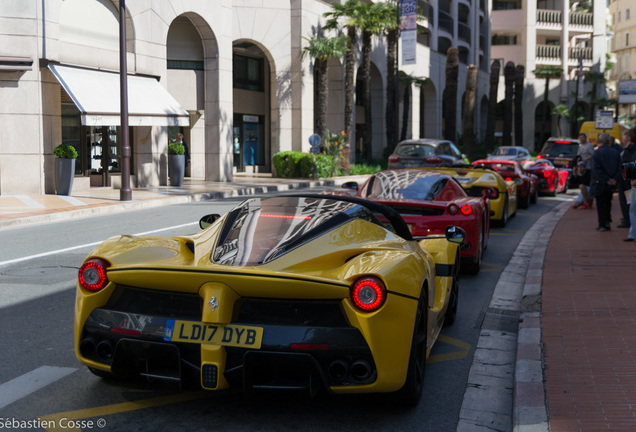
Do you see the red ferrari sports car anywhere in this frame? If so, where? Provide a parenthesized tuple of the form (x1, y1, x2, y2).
(339, 169, 490, 275)
(471, 159, 538, 209)
(522, 159, 569, 196)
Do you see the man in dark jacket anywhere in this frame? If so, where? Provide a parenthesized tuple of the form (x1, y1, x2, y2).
(618, 130, 636, 228)
(591, 133, 623, 231)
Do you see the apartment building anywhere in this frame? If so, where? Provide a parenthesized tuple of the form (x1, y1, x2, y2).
(0, 0, 491, 196)
(609, 0, 636, 123)
(492, 0, 607, 150)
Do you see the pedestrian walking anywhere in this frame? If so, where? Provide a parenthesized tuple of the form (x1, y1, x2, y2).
(618, 129, 636, 228)
(577, 132, 594, 170)
(590, 133, 623, 231)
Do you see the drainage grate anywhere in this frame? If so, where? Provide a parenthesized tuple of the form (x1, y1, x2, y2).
(480, 307, 520, 333)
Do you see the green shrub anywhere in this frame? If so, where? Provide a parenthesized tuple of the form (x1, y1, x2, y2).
(272, 151, 333, 178)
(349, 162, 383, 175)
(168, 142, 185, 155)
(53, 143, 78, 159)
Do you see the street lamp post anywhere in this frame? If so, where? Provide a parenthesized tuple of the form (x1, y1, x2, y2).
(119, 0, 132, 201)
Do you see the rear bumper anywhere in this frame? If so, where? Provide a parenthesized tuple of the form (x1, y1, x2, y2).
(77, 308, 377, 392)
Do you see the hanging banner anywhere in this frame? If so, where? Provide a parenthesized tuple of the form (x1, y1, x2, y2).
(401, 0, 417, 66)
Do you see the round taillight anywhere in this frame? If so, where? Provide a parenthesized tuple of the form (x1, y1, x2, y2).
(461, 204, 472, 215)
(505, 177, 512, 182)
(448, 204, 459, 214)
(351, 277, 386, 312)
(543, 171, 551, 178)
(79, 258, 110, 292)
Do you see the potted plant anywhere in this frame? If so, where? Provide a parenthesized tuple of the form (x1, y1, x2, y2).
(168, 141, 185, 187)
(53, 143, 78, 195)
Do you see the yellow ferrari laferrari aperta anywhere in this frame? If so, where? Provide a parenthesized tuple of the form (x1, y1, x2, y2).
(74, 195, 464, 405)
(422, 167, 518, 227)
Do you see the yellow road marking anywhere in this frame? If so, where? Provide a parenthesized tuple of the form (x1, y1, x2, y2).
(39, 391, 210, 432)
(428, 334, 471, 364)
(40, 334, 474, 427)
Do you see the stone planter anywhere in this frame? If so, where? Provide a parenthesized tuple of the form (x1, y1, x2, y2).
(168, 154, 185, 187)
(55, 158, 76, 195)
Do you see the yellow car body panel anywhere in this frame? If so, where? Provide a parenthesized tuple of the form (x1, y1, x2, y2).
(74, 196, 461, 398)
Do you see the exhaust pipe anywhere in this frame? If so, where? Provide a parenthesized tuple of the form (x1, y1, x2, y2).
(327, 360, 350, 381)
(350, 360, 373, 382)
(79, 337, 98, 357)
(96, 340, 114, 360)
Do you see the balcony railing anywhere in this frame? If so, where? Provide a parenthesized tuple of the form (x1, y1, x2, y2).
(458, 22, 471, 44)
(536, 9, 593, 27)
(439, 10, 454, 34)
(536, 44, 593, 61)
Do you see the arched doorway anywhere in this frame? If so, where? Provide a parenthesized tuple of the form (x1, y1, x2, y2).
(232, 41, 272, 173)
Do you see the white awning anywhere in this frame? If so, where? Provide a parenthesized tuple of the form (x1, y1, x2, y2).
(49, 64, 190, 127)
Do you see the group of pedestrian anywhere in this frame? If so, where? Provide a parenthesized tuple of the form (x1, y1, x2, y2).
(572, 129, 636, 240)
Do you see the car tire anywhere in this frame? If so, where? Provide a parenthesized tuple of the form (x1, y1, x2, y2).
(497, 195, 509, 227)
(395, 294, 428, 407)
(462, 231, 482, 275)
(445, 256, 460, 326)
(530, 186, 538, 204)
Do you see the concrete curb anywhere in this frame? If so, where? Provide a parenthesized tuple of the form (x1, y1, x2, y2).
(457, 200, 571, 432)
(513, 201, 569, 432)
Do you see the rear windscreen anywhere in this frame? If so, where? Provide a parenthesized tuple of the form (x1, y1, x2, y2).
(541, 142, 579, 156)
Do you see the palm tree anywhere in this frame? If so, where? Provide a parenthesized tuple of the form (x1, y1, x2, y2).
(514, 65, 525, 147)
(399, 73, 428, 141)
(584, 70, 606, 120)
(357, 2, 390, 162)
(323, 0, 363, 143)
(552, 104, 569, 136)
(532, 65, 563, 151)
(444, 48, 459, 143)
(301, 34, 348, 139)
(462, 65, 479, 160)
(503, 61, 516, 147)
(380, 2, 399, 152)
(485, 60, 501, 154)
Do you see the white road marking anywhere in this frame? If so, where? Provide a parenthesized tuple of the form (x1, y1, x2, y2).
(0, 366, 77, 409)
(0, 222, 198, 268)
(16, 195, 46, 208)
(57, 195, 88, 206)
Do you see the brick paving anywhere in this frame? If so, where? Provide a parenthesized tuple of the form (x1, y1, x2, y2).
(542, 198, 636, 432)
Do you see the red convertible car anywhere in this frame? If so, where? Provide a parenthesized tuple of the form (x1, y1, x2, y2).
(522, 159, 569, 196)
(471, 159, 538, 209)
(339, 169, 490, 275)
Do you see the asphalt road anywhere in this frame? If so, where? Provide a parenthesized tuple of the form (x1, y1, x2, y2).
(0, 189, 571, 432)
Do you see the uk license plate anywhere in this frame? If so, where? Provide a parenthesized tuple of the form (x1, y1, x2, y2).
(164, 320, 263, 349)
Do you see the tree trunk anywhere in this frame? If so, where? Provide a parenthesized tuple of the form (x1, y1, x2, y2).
(540, 76, 550, 151)
(401, 78, 411, 141)
(503, 61, 516, 147)
(361, 29, 372, 163)
(463, 65, 478, 160)
(514, 65, 524, 147)
(444, 48, 459, 143)
(344, 26, 357, 143)
(485, 60, 500, 154)
(385, 27, 398, 153)
(315, 57, 329, 139)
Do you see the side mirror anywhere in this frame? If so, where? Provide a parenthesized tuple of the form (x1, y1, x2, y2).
(341, 181, 359, 191)
(445, 225, 466, 244)
(199, 214, 221, 229)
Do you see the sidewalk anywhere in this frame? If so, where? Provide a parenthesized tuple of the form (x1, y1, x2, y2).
(513, 196, 636, 432)
(2, 177, 634, 430)
(0, 174, 352, 230)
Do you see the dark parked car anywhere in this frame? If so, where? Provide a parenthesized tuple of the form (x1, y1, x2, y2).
(537, 138, 580, 169)
(388, 139, 468, 169)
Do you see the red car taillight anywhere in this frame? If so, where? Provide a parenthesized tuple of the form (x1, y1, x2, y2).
(351, 276, 386, 312)
(536, 155, 544, 159)
(482, 187, 499, 199)
(543, 171, 551, 178)
(388, 155, 399, 163)
(79, 258, 110, 292)
(460, 204, 472, 215)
